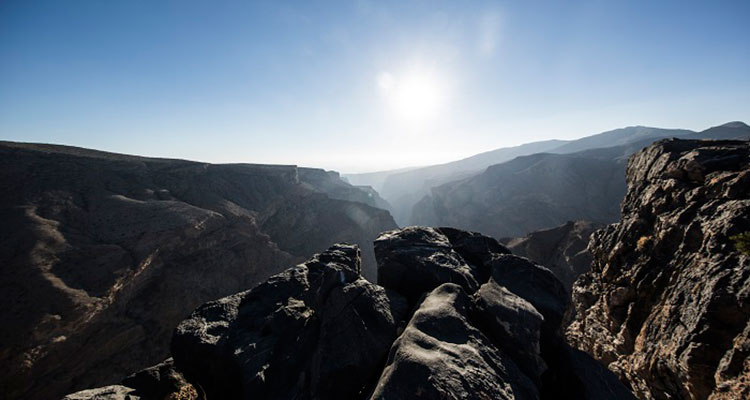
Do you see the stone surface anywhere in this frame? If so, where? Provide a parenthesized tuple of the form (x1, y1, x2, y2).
(567, 139, 750, 400)
(374, 226, 482, 304)
(370, 283, 539, 400)
(0, 142, 396, 400)
(171, 244, 409, 400)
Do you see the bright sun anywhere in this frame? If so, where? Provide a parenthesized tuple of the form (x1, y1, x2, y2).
(378, 68, 446, 124)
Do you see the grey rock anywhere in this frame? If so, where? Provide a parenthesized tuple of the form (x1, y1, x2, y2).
(370, 283, 539, 400)
(375, 226, 482, 305)
(171, 244, 408, 400)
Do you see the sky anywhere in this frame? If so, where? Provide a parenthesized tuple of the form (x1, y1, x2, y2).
(1, 1, 749, 173)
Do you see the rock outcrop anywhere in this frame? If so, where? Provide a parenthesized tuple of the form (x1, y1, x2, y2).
(67, 227, 635, 399)
(567, 139, 750, 399)
(0, 142, 396, 400)
(506, 220, 601, 292)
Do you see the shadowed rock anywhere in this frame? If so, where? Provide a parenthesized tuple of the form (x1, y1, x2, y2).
(370, 283, 539, 400)
(171, 244, 408, 400)
(64, 228, 635, 400)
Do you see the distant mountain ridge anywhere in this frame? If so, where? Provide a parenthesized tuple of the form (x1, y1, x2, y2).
(345, 121, 749, 226)
(409, 122, 750, 238)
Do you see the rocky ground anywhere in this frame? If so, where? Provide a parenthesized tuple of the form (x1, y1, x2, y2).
(567, 139, 750, 399)
(65, 227, 635, 400)
(0, 142, 395, 400)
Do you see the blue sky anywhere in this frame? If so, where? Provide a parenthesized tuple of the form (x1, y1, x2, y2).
(1, 1, 748, 172)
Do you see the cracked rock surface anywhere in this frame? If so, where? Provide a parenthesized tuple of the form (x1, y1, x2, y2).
(567, 139, 750, 399)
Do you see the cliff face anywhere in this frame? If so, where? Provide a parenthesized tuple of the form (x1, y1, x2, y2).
(65, 227, 635, 400)
(0, 142, 396, 400)
(567, 139, 750, 399)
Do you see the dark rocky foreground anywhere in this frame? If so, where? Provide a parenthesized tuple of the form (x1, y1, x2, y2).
(66, 227, 635, 400)
(567, 139, 750, 399)
(0, 142, 396, 399)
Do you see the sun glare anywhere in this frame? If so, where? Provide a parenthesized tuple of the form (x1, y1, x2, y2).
(378, 68, 446, 124)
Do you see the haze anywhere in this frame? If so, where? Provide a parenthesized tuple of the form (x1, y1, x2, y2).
(1, 0, 748, 172)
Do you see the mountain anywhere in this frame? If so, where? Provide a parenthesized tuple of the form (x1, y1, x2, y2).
(0, 141, 396, 400)
(567, 138, 750, 399)
(412, 147, 628, 238)
(411, 122, 750, 239)
(346, 125, 703, 225)
(350, 140, 568, 224)
(64, 227, 635, 400)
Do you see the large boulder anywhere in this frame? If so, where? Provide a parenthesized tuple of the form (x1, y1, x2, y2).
(370, 283, 539, 400)
(171, 244, 408, 399)
(375, 227, 481, 304)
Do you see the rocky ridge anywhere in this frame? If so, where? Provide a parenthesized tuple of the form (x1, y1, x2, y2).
(567, 139, 750, 399)
(0, 142, 396, 399)
(66, 227, 635, 400)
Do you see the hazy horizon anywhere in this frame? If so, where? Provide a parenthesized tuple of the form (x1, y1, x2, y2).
(2, 1, 749, 173)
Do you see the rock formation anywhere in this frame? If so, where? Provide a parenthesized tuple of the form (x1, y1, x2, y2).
(0, 142, 396, 400)
(505, 220, 601, 291)
(66, 227, 635, 399)
(567, 139, 750, 399)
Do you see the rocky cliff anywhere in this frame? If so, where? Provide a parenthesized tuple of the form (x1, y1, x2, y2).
(0, 142, 396, 400)
(567, 139, 750, 399)
(65, 227, 635, 400)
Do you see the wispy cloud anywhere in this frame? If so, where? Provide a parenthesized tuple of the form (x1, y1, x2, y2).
(478, 11, 503, 57)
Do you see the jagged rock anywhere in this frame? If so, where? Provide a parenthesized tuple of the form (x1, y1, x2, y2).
(66, 227, 635, 400)
(567, 139, 750, 400)
(0, 142, 396, 399)
(171, 244, 408, 399)
(370, 283, 539, 400)
(506, 220, 600, 291)
(374, 226, 481, 304)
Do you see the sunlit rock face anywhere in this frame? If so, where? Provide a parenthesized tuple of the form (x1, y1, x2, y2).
(567, 139, 750, 400)
(66, 227, 635, 400)
(0, 142, 395, 400)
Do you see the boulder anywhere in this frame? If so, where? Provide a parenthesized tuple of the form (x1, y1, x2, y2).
(171, 244, 408, 399)
(370, 283, 538, 400)
(375, 226, 481, 304)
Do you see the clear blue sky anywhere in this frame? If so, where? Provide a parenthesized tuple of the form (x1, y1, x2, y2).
(1, 0, 748, 172)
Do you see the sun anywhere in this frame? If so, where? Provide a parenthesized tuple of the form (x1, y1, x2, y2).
(378, 68, 446, 124)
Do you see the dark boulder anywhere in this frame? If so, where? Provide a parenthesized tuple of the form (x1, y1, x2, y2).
(370, 283, 539, 400)
(171, 244, 408, 400)
(472, 280, 546, 384)
(375, 226, 481, 305)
